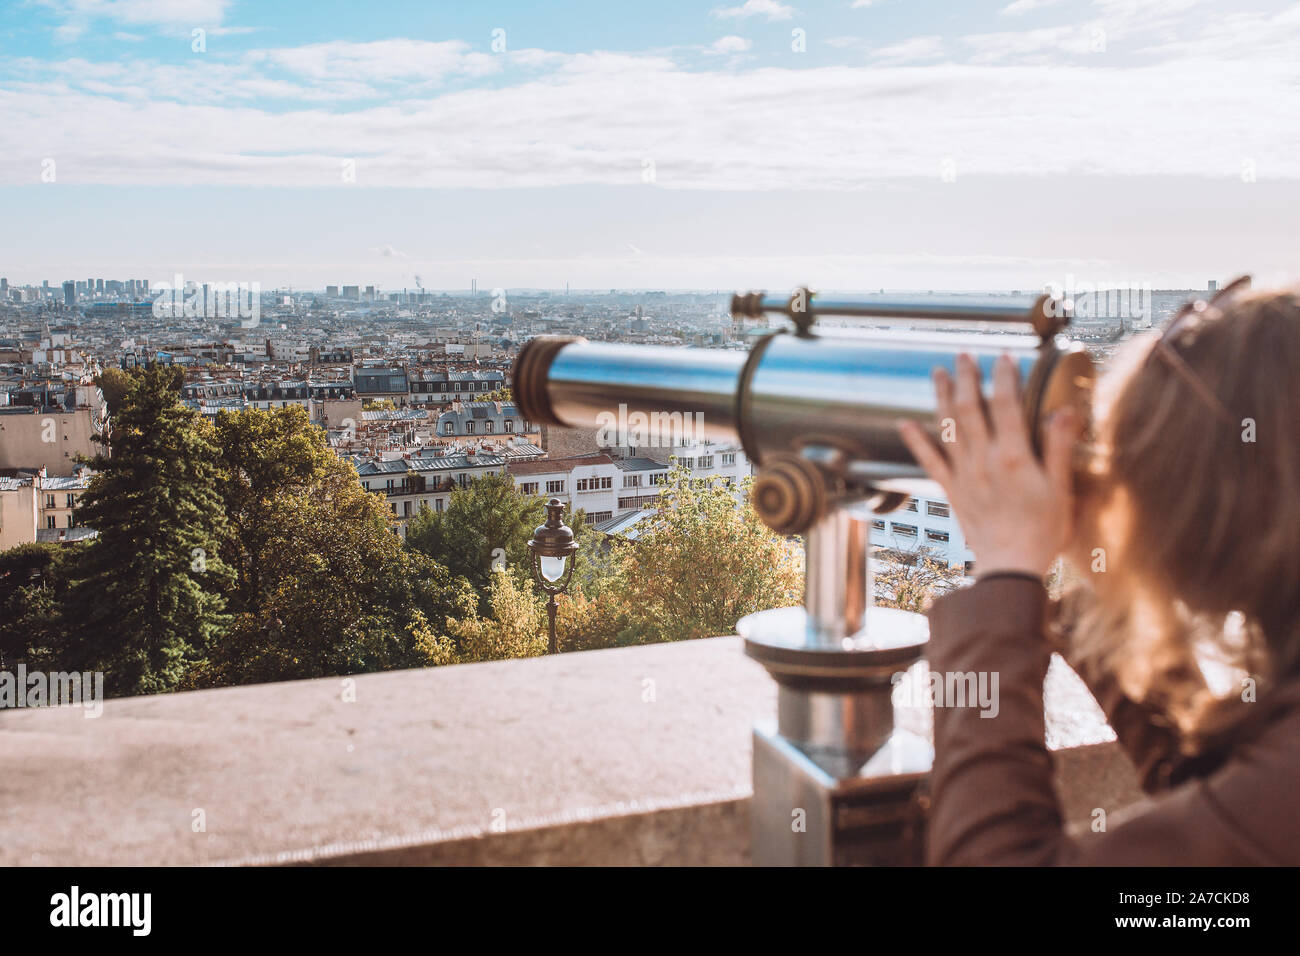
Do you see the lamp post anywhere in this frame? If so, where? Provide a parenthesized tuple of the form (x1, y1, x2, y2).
(527, 498, 578, 654)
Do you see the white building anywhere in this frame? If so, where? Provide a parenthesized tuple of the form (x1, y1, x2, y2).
(870, 493, 973, 572)
(508, 454, 619, 524)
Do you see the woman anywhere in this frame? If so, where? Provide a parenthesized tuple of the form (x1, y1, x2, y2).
(897, 278, 1300, 865)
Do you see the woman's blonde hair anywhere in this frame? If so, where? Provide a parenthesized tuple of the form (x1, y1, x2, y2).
(1068, 285, 1300, 751)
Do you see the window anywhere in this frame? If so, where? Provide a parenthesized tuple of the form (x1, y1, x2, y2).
(443, 422, 453, 435)
(577, 478, 590, 491)
(436, 498, 445, 513)
(504, 420, 514, 432)
(904, 497, 918, 512)
(66, 494, 75, 507)
(872, 519, 885, 530)
(650, 472, 667, 485)
(623, 474, 641, 488)
(466, 422, 475, 434)
(521, 482, 539, 495)
(697, 455, 714, 469)
(926, 529, 950, 543)
(721, 453, 736, 466)
(454, 382, 462, 391)
(546, 480, 565, 494)
(892, 523, 917, 536)
(588, 511, 612, 523)
(485, 421, 494, 434)
(600, 476, 612, 489)
(45, 494, 55, 508)
(926, 501, 950, 518)
(46, 516, 56, 529)
(679, 458, 695, 469)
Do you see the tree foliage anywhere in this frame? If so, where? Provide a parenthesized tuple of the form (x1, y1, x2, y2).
(405, 473, 592, 601)
(558, 468, 804, 648)
(67, 364, 232, 695)
(872, 547, 964, 613)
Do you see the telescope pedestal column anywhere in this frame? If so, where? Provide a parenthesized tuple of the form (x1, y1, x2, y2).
(739, 506, 933, 866)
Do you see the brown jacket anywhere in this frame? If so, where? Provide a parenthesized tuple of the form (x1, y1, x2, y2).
(924, 574, 1300, 865)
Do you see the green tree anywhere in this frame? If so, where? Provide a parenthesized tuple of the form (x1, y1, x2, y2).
(444, 566, 548, 663)
(186, 405, 472, 687)
(561, 468, 804, 648)
(872, 547, 963, 612)
(68, 365, 232, 695)
(212, 405, 353, 612)
(93, 367, 135, 416)
(406, 473, 592, 600)
(0, 542, 79, 672)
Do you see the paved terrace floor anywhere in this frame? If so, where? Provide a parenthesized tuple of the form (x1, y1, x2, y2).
(0, 637, 1141, 866)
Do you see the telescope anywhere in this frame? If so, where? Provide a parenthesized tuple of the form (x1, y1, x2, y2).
(513, 288, 1097, 865)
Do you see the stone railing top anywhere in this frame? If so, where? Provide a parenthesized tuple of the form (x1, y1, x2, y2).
(0, 635, 1117, 866)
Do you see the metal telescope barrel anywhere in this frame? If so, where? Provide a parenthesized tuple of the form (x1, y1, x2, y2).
(513, 291, 1094, 531)
(729, 290, 1063, 328)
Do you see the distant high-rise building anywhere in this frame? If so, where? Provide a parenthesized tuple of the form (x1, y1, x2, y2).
(63, 281, 75, 307)
(342, 285, 360, 300)
(0, 278, 7, 292)
(1208, 280, 1218, 292)
(365, 285, 375, 300)
(326, 285, 339, 297)
(97, 279, 104, 293)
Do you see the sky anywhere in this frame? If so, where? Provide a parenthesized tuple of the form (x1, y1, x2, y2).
(2, 0, 1299, 291)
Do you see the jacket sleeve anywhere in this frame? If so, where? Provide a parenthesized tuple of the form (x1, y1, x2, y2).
(924, 575, 1284, 866)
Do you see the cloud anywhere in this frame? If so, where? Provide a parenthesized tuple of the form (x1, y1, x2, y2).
(999, 0, 1063, 15)
(5, 5, 1300, 191)
(708, 35, 753, 55)
(372, 244, 407, 258)
(711, 0, 795, 22)
(247, 39, 501, 87)
(870, 35, 944, 63)
(39, 0, 234, 31)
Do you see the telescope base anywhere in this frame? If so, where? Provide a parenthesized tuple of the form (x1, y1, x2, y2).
(739, 604, 934, 867)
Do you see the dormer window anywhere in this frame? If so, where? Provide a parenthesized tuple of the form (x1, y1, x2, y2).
(466, 422, 475, 434)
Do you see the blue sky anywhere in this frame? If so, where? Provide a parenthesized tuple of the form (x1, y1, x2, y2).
(2, 0, 1299, 289)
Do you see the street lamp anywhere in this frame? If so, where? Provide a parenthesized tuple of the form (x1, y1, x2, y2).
(528, 498, 578, 654)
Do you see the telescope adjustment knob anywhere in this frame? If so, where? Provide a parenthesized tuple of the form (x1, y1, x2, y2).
(751, 452, 828, 536)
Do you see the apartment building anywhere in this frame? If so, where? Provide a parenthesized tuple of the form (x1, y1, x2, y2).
(408, 369, 505, 404)
(0, 468, 95, 549)
(505, 444, 752, 523)
(38, 471, 89, 532)
(351, 439, 544, 532)
(0, 405, 104, 477)
(870, 494, 973, 571)
(435, 402, 537, 442)
(0, 476, 36, 551)
(508, 454, 618, 524)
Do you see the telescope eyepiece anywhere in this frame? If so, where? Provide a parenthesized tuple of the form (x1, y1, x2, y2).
(512, 334, 587, 427)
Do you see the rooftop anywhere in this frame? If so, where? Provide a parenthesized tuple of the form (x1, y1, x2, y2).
(506, 453, 614, 476)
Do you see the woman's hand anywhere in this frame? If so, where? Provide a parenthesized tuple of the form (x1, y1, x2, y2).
(897, 353, 1081, 579)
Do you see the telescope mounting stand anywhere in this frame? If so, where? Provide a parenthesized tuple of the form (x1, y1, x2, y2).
(738, 502, 933, 866)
